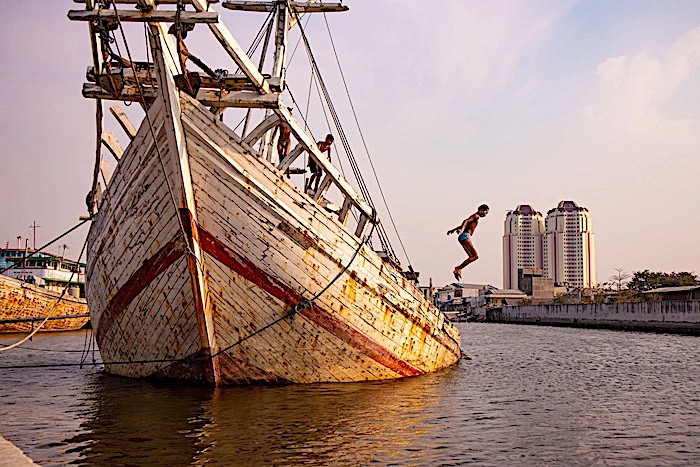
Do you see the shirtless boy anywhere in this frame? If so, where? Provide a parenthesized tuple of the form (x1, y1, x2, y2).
(447, 204, 489, 280)
(305, 134, 334, 193)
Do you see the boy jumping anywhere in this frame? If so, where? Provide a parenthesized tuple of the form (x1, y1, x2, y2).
(447, 204, 489, 280)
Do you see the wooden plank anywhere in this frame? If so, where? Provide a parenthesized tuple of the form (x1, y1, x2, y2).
(190, 0, 271, 93)
(338, 197, 352, 225)
(74, 0, 219, 3)
(223, 1, 348, 13)
(278, 143, 305, 171)
(68, 10, 219, 23)
(242, 113, 280, 146)
(272, 1, 288, 86)
(89, 66, 276, 92)
(198, 89, 280, 108)
(102, 131, 124, 161)
(84, 83, 280, 108)
(109, 105, 137, 140)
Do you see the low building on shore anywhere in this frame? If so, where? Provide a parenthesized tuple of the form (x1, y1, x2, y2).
(435, 283, 496, 311)
(641, 285, 700, 301)
(517, 267, 567, 299)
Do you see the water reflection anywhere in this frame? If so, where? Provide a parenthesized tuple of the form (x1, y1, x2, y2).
(3, 325, 698, 465)
(72, 374, 213, 465)
(75, 367, 460, 465)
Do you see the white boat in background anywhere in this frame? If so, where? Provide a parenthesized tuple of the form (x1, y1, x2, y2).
(0, 247, 88, 333)
(69, 0, 461, 384)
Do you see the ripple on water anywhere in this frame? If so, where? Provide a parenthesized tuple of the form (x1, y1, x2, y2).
(1, 325, 699, 465)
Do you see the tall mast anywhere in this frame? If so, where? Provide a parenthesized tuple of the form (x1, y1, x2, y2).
(259, 0, 289, 162)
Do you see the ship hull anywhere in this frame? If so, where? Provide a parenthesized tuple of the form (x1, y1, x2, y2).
(0, 275, 89, 333)
(87, 94, 461, 385)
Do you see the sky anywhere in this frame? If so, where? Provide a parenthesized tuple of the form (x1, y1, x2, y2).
(1, 1, 699, 288)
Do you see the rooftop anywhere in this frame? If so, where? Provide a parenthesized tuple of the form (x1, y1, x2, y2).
(641, 285, 700, 294)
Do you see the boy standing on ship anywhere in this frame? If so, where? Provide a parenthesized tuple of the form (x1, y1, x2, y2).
(305, 134, 334, 193)
(447, 204, 489, 280)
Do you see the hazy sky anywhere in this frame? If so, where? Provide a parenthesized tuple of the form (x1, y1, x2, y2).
(1, 1, 699, 288)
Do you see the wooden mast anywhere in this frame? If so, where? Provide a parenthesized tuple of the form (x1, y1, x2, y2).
(258, 0, 288, 162)
(69, 0, 375, 222)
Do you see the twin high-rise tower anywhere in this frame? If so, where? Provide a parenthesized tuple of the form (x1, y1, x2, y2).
(503, 201, 596, 289)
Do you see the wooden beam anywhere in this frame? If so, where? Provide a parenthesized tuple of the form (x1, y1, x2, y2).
(87, 66, 278, 92)
(312, 175, 333, 201)
(338, 197, 352, 225)
(74, 0, 219, 3)
(272, 1, 288, 87)
(83, 82, 156, 102)
(198, 89, 280, 108)
(109, 105, 137, 140)
(273, 106, 373, 219)
(83, 83, 280, 108)
(100, 159, 113, 185)
(354, 214, 369, 237)
(242, 114, 281, 146)
(148, 22, 219, 382)
(190, 0, 271, 93)
(135, 0, 156, 12)
(222, 1, 348, 13)
(278, 143, 305, 172)
(101, 131, 124, 161)
(68, 10, 219, 24)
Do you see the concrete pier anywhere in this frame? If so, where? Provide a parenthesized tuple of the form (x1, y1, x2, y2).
(485, 300, 700, 334)
(0, 436, 36, 466)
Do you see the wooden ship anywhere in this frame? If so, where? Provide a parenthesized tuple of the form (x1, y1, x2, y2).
(69, 0, 461, 384)
(0, 275, 88, 333)
(0, 247, 89, 333)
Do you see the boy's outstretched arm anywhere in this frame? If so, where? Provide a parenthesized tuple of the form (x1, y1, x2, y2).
(447, 219, 466, 235)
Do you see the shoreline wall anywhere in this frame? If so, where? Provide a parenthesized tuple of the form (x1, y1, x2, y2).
(485, 300, 700, 334)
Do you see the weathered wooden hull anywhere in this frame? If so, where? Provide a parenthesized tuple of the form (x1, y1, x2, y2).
(0, 275, 89, 333)
(87, 94, 461, 384)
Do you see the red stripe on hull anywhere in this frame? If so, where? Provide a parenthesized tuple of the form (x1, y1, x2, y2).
(95, 237, 184, 343)
(93, 225, 425, 379)
(198, 228, 424, 378)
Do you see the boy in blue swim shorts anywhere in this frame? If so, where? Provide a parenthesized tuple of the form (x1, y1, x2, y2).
(447, 204, 489, 280)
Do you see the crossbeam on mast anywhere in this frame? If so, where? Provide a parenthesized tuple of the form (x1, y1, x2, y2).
(82, 83, 281, 108)
(67, 9, 220, 24)
(86, 66, 279, 92)
(73, 0, 219, 3)
(222, 1, 348, 13)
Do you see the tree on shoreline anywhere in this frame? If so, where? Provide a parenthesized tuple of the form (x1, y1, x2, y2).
(627, 270, 699, 292)
(609, 268, 631, 291)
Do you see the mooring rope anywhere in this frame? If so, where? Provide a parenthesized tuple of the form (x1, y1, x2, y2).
(0, 236, 89, 353)
(0, 219, 376, 370)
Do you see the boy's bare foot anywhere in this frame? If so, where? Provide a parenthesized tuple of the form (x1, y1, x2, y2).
(453, 267, 461, 280)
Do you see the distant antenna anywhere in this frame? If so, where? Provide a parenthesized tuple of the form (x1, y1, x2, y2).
(28, 221, 41, 250)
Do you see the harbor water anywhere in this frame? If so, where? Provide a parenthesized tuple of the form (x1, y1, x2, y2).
(1, 323, 698, 465)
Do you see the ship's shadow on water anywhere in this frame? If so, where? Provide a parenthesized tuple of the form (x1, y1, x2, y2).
(3, 325, 699, 465)
(72, 365, 463, 465)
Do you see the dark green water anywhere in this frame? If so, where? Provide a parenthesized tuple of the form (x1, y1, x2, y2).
(1, 323, 699, 465)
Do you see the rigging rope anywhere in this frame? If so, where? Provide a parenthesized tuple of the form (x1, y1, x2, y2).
(0, 219, 377, 370)
(322, 13, 413, 268)
(297, 19, 396, 258)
